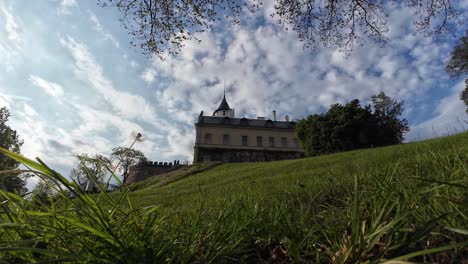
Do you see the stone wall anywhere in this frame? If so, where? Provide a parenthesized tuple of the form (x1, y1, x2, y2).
(193, 147, 304, 163)
(125, 160, 185, 185)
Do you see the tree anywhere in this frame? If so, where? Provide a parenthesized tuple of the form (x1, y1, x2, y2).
(296, 93, 408, 156)
(69, 154, 112, 192)
(0, 107, 27, 194)
(31, 177, 57, 204)
(462, 80, 468, 113)
(371, 92, 410, 145)
(446, 32, 468, 113)
(99, 0, 463, 58)
(110, 147, 147, 184)
(296, 99, 378, 156)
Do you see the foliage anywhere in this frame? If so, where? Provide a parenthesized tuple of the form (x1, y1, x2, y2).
(98, 0, 464, 58)
(30, 175, 65, 204)
(1, 133, 467, 262)
(69, 153, 112, 190)
(110, 147, 147, 184)
(446, 32, 468, 113)
(296, 93, 409, 156)
(462, 79, 468, 113)
(371, 92, 410, 144)
(0, 107, 27, 194)
(446, 32, 468, 78)
(0, 173, 28, 194)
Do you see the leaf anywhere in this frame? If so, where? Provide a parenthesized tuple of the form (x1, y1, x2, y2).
(391, 241, 468, 261)
(445, 226, 468, 235)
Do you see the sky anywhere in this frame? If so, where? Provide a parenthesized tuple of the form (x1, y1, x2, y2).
(0, 0, 467, 189)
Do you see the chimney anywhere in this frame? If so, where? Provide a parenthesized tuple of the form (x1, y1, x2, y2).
(273, 110, 276, 121)
(285, 115, 289, 122)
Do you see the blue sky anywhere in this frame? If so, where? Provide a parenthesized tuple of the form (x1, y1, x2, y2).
(0, 0, 467, 188)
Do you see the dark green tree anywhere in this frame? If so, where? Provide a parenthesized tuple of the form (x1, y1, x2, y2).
(296, 93, 408, 156)
(446, 33, 468, 78)
(296, 99, 379, 156)
(110, 147, 147, 184)
(446, 33, 468, 113)
(371, 92, 410, 145)
(462, 80, 468, 113)
(0, 107, 27, 194)
(99, 0, 463, 58)
(70, 154, 112, 191)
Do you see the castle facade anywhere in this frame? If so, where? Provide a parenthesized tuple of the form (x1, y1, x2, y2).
(193, 93, 304, 163)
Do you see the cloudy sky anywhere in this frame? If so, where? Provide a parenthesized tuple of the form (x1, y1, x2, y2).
(0, 0, 467, 188)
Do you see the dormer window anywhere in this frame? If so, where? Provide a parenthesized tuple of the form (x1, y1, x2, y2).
(240, 118, 249, 126)
(265, 119, 274, 127)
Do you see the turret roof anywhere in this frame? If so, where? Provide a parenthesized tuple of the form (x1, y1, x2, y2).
(215, 91, 231, 112)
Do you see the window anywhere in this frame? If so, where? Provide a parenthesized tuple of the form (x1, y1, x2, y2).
(223, 110, 226, 116)
(223, 134, 230, 145)
(256, 136, 263, 147)
(281, 137, 287, 148)
(241, 135, 248, 146)
(269, 137, 275, 147)
(204, 133, 212, 144)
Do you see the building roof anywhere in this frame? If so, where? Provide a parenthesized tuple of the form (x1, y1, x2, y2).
(213, 92, 231, 114)
(197, 116, 296, 129)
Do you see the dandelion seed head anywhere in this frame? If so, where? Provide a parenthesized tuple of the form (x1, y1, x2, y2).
(131, 131, 144, 142)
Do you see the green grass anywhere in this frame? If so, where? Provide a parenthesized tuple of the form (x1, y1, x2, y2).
(1, 133, 467, 263)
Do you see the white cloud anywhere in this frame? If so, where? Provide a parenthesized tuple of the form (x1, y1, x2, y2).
(8, 102, 157, 174)
(58, 0, 77, 15)
(23, 103, 38, 117)
(26, 174, 40, 192)
(60, 36, 164, 126)
(407, 81, 467, 141)
(0, 4, 21, 43)
(88, 11, 119, 48)
(141, 68, 156, 83)
(0, 3, 22, 72)
(29, 75, 64, 97)
(0, 93, 31, 109)
(0, 94, 11, 108)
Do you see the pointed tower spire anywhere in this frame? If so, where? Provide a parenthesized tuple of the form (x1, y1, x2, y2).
(215, 92, 231, 112)
(213, 88, 234, 117)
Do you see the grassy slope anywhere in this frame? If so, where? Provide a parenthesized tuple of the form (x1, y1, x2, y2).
(1, 134, 466, 263)
(121, 133, 468, 261)
(129, 133, 467, 211)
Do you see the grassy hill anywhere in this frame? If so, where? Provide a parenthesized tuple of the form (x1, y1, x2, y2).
(129, 133, 467, 211)
(1, 133, 467, 263)
(123, 133, 467, 262)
